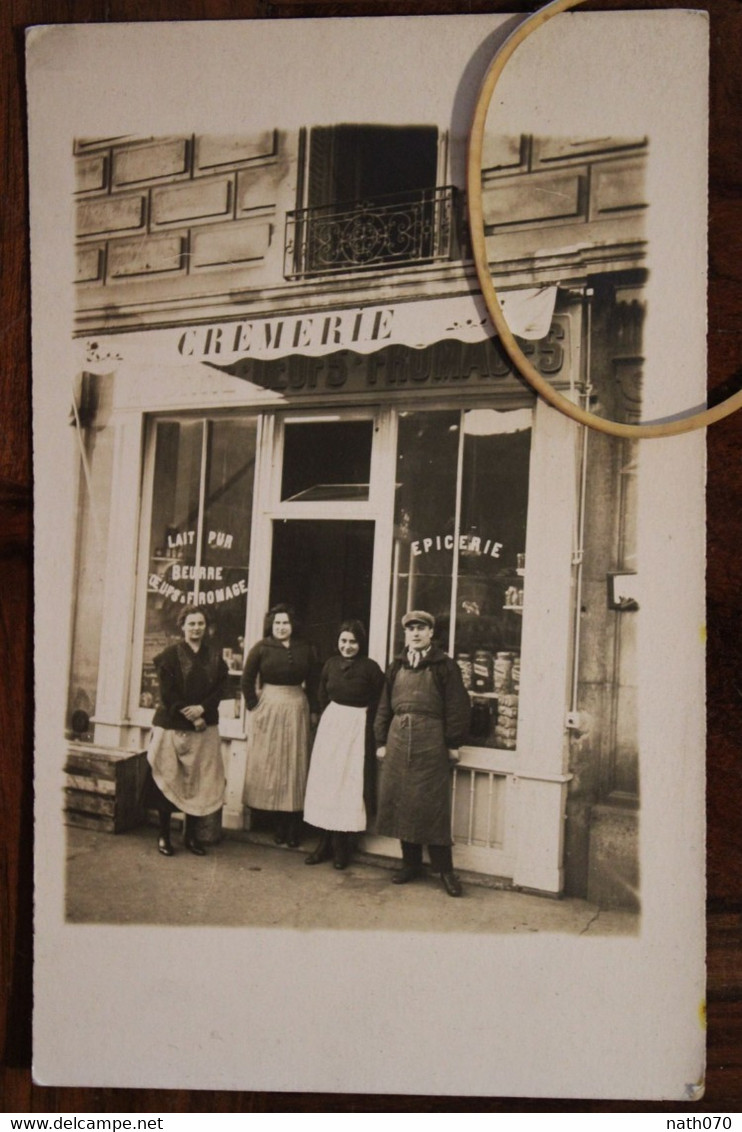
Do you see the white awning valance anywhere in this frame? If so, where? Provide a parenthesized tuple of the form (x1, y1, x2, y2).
(76, 287, 558, 373)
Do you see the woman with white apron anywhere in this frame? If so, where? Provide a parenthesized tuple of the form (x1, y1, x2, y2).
(303, 620, 384, 870)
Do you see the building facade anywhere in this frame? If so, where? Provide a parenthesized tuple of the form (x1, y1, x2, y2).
(67, 125, 646, 909)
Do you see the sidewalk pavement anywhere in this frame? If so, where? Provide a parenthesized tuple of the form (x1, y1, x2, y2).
(65, 824, 639, 935)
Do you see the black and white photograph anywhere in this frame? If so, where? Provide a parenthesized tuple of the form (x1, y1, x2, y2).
(28, 12, 707, 1098)
(64, 122, 646, 930)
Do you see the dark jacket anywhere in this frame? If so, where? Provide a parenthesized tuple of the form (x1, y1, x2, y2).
(152, 641, 228, 730)
(318, 654, 385, 712)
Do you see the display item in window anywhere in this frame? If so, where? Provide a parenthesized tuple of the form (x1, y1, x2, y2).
(303, 620, 384, 870)
(472, 648, 495, 693)
(374, 609, 471, 898)
(142, 606, 228, 857)
(504, 585, 521, 610)
(494, 651, 514, 693)
(241, 603, 320, 848)
(495, 693, 520, 750)
(468, 697, 492, 741)
(456, 652, 473, 690)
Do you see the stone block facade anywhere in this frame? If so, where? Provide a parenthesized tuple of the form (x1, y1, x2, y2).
(482, 135, 648, 282)
(74, 132, 285, 314)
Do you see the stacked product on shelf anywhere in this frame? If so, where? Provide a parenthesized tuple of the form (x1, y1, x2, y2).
(493, 650, 519, 750)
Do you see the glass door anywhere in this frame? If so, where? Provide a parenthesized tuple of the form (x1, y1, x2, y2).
(247, 408, 395, 670)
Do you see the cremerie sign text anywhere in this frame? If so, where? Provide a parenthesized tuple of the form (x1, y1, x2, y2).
(178, 307, 395, 358)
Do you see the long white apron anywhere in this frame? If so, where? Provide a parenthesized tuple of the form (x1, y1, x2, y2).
(303, 701, 367, 832)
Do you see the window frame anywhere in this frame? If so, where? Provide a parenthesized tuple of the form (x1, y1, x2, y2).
(387, 402, 535, 758)
(128, 410, 262, 733)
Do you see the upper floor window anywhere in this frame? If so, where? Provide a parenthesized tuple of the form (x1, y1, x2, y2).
(285, 124, 459, 278)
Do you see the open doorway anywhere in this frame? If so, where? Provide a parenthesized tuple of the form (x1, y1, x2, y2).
(269, 519, 375, 663)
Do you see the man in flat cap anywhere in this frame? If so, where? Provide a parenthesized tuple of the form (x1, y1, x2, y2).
(374, 610, 471, 897)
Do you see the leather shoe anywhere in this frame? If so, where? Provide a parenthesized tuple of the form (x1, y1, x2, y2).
(440, 871, 463, 897)
(157, 836, 174, 857)
(392, 864, 421, 885)
(184, 837, 206, 856)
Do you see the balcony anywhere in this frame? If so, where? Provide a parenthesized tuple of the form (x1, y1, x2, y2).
(284, 186, 460, 279)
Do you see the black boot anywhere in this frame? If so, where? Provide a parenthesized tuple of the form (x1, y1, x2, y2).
(440, 871, 463, 897)
(332, 832, 350, 870)
(429, 844, 461, 896)
(184, 815, 206, 856)
(286, 811, 303, 848)
(393, 840, 423, 884)
(305, 831, 333, 865)
(157, 810, 174, 857)
(273, 812, 288, 844)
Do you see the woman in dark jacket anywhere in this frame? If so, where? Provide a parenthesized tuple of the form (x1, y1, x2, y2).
(303, 620, 384, 870)
(241, 603, 319, 847)
(145, 606, 228, 857)
(374, 609, 471, 896)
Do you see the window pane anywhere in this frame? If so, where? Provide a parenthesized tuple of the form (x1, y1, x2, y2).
(201, 418, 258, 674)
(141, 420, 202, 708)
(455, 409, 531, 750)
(281, 419, 373, 501)
(389, 410, 459, 659)
(140, 416, 258, 709)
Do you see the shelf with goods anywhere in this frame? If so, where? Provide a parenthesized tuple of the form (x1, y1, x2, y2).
(457, 645, 521, 751)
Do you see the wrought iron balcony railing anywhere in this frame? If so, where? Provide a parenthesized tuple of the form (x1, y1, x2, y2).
(284, 186, 459, 279)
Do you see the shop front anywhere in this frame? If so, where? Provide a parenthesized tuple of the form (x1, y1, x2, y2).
(67, 289, 587, 894)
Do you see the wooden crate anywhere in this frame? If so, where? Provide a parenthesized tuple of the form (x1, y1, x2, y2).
(64, 744, 148, 833)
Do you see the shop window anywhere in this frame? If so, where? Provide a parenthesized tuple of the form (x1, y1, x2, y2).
(390, 407, 531, 750)
(390, 410, 459, 648)
(139, 416, 258, 710)
(280, 418, 373, 501)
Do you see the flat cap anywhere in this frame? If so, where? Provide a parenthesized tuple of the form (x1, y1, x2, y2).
(401, 609, 435, 629)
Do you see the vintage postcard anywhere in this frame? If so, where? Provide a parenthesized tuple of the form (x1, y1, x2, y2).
(28, 12, 707, 1097)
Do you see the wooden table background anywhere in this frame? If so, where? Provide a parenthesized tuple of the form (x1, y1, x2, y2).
(2, 0, 741, 1113)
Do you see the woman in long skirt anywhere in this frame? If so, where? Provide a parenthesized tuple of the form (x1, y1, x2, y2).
(241, 603, 319, 847)
(303, 620, 384, 869)
(145, 606, 228, 857)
